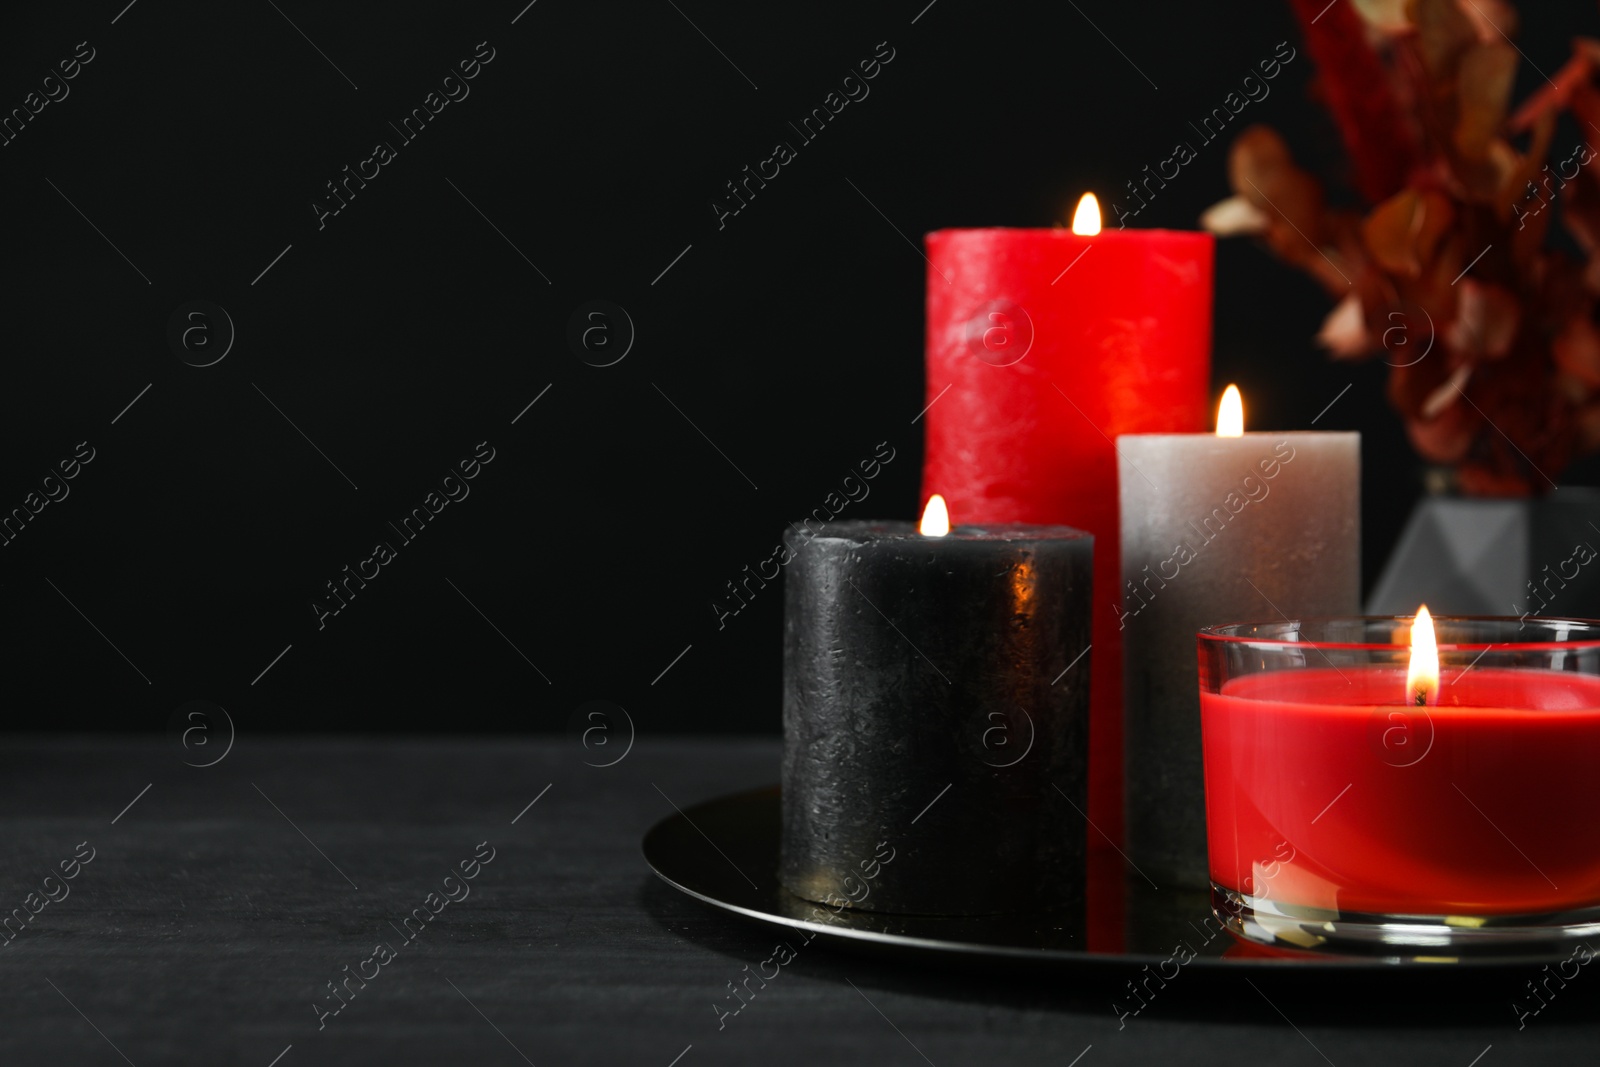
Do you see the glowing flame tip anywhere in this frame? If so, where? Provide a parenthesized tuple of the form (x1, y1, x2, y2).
(920, 494, 950, 537)
(1216, 384, 1245, 437)
(1071, 193, 1101, 236)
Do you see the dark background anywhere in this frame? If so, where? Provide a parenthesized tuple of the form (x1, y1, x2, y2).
(3, 0, 1597, 734)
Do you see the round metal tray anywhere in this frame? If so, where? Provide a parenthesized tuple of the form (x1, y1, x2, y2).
(643, 786, 1577, 971)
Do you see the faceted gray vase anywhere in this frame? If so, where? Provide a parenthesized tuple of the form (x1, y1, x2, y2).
(1366, 487, 1600, 620)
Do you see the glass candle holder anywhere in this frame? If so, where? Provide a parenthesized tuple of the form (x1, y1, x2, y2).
(1198, 616, 1600, 954)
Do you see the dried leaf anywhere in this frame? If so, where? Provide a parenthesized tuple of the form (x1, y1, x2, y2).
(1406, 402, 1476, 462)
(1455, 44, 1518, 161)
(1360, 188, 1454, 277)
(1228, 126, 1301, 201)
(1422, 364, 1473, 418)
(1409, 0, 1478, 77)
(1318, 292, 1373, 357)
(1388, 343, 1453, 419)
(1353, 0, 1412, 32)
(1455, 0, 1517, 44)
(1446, 280, 1520, 359)
(1228, 126, 1342, 285)
(1199, 195, 1269, 236)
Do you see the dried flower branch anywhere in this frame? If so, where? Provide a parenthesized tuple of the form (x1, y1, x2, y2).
(1206, 0, 1600, 494)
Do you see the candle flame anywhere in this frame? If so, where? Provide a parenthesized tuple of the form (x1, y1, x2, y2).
(1408, 605, 1439, 707)
(1071, 193, 1101, 236)
(1216, 384, 1245, 437)
(920, 494, 950, 536)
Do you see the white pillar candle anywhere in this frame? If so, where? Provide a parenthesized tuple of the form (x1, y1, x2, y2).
(1116, 387, 1359, 888)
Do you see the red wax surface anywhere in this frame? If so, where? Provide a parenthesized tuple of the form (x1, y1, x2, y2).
(1202, 667, 1600, 915)
(922, 227, 1214, 844)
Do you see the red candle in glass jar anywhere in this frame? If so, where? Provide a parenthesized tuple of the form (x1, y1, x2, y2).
(1202, 612, 1600, 923)
(922, 196, 1213, 842)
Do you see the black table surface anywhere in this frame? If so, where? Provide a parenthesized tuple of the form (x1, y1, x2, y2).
(2, 737, 1594, 1066)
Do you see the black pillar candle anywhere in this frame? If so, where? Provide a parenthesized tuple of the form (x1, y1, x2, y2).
(780, 517, 1093, 915)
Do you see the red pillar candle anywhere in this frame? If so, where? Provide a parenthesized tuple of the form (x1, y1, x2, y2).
(922, 199, 1213, 844)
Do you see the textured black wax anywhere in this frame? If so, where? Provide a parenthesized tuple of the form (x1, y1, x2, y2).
(780, 520, 1094, 915)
